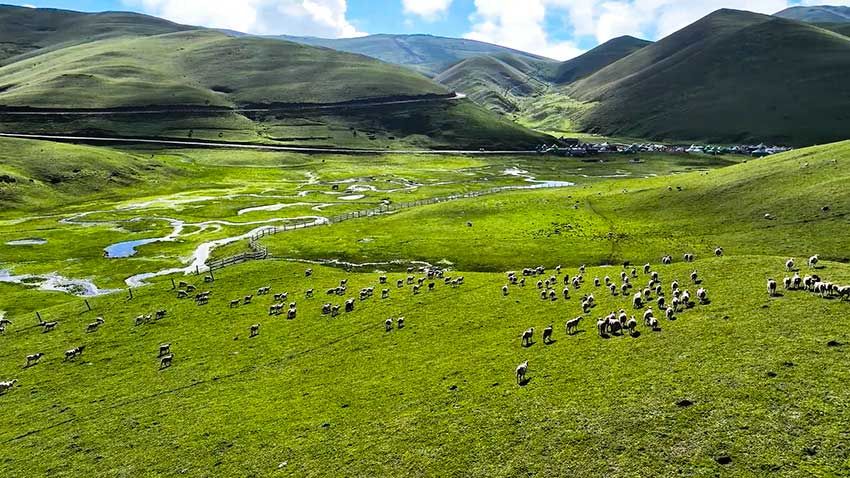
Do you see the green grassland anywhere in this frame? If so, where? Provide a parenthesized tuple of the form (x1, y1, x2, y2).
(0, 138, 848, 476)
(0, 31, 447, 109)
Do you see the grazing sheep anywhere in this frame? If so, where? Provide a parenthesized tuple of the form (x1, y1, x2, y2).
(768, 279, 778, 297)
(715, 247, 724, 257)
(179, 281, 188, 289)
(516, 360, 528, 385)
(379, 275, 387, 284)
(397, 317, 405, 329)
(648, 317, 660, 331)
(287, 307, 297, 320)
(42, 321, 58, 333)
(838, 286, 850, 301)
(643, 308, 654, 322)
(594, 277, 600, 287)
(345, 299, 355, 312)
(542, 325, 553, 344)
(86, 317, 105, 333)
(566, 317, 582, 335)
(536, 280, 544, 289)
(305, 269, 313, 277)
(563, 287, 571, 300)
(520, 277, 526, 287)
(661, 255, 672, 265)
(156, 310, 167, 320)
(0, 318, 10, 327)
(783, 277, 792, 290)
(412, 285, 421, 295)
(690, 271, 698, 283)
(385, 318, 393, 332)
(176, 290, 188, 299)
(250, 324, 260, 337)
(382, 289, 390, 299)
(230, 299, 240, 308)
(697, 288, 708, 304)
(521, 327, 534, 346)
(407, 276, 415, 285)
(157, 343, 172, 358)
(25, 353, 44, 367)
(321, 303, 332, 315)
(792, 274, 802, 290)
(671, 298, 680, 313)
(586, 293, 595, 306)
(257, 287, 271, 296)
(549, 290, 557, 301)
(274, 292, 288, 301)
(331, 305, 340, 317)
(808, 255, 819, 268)
(786, 259, 795, 271)
(627, 317, 637, 335)
(397, 279, 404, 288)
(582, 300, 591, 314)
(64, 346, 85, 361)
(633, 292, 643, 309)
(305, 289, 314, 298)
(243, 295, 253, 305)
(665, 307, 675, 320)
(428, 282, 436, 291)
(502, 285, 509, 296)
(160, 354, 174, 370)
(0, 379, 17, 394)
(608, 283, 617, 296)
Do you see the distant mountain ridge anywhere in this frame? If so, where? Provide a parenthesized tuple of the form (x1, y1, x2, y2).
(273, 33, 557, 77)
(554, 35, 651, 84)
(775, 5, 850, 23)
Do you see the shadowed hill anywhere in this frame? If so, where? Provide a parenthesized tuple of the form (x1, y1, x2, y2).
(434, 55, 550, 114)
(568, 9, 850, 146)
(554, 36, 651, 84)
(0, 4, 190, 64)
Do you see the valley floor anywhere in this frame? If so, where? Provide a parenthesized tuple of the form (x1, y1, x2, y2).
(0, 138, 848, 476)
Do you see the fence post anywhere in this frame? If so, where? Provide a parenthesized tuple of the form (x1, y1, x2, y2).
(127, 288, 134, 300)
(84, 299, 92, 311)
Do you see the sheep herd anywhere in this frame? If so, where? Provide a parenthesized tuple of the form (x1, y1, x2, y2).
(771, 255, 850, 301)
(511, 254, 716, 385)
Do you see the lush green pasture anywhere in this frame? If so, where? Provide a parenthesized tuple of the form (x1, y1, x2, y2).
(1, 138, 848, 476)
(1, 256, 849, 477)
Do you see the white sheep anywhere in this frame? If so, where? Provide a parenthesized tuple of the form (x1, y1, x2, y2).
(633, 292, 643, 309)
(648, 317, 659, 331)
(0, 379, 18, 394)
(502, 285, 509, 296)
(566, 317, 582, 335)
(385, 318, 393, 332)
(808, 255, 819, 268)
(665, 307, 675, 320)
(521, 327, 534, 346)
(563, 287, 570, 300)
(397, 317, 405, 329)
(596, 318, 607, 336)
(715, 247, 724, 257)
(516, 360, 528, 385)
(697, 288, 707, 303)
(627, 317, 637, 335)
(86, 317, 105, 333)
(783, 277, 791, 290)
(768, 279, 778, 297)
(26, 353, 44, 367)
(160, 354, 173, 369)
(786, 259, 795, 271)
(542, 325, 553, 344)
(250, 324, 260, 337)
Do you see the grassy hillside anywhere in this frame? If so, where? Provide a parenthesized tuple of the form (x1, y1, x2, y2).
(568, 9, 850, 146)
(0, 30, 448, 109)
(817, 22, 850, 36)
(433, 55, 549, 114)
(554, 35, 651, 84)
(0, 4, 189, 64)
(775, 5, 850, 23)
(276, 33, 557, 77)
(2, 140, 850, 475)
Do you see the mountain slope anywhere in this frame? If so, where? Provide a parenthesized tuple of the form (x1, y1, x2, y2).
(0, 4, 190, 64)
(275, 33, 557, 77)
(554, 36, 651, 84)
(569, 9, 850, 146)
(433, 55, 549, 114)
(775, 5, 850, 23)
(0, 30, 449, 108)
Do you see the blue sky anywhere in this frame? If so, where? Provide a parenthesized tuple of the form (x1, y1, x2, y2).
(8, 0, 850, 59)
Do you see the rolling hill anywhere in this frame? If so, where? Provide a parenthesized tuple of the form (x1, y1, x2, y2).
(554, 35, 651, 84)
(775, 5, 850, 23)
(568, 9, 850, 146)
(275, 33, 557, 77)
(0, 4, 190, 64)
(433, 55, 550, 114)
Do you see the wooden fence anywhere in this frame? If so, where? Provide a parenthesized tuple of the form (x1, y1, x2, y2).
(208, 181, 566, 271)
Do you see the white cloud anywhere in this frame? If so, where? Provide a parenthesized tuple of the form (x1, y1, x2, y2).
(464, 0, 585, 61)
(402, 0, 454, 19)
(128, 0, 365, 38)
(466, 0, 850, 59)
